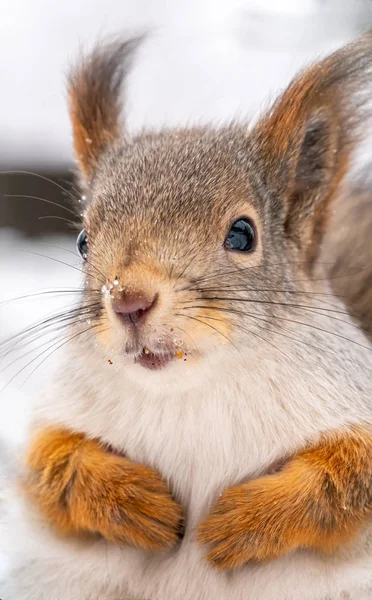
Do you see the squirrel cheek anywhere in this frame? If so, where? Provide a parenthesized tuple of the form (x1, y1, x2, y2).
(94, 323, 114, 349)
(188, 305, 233, 346)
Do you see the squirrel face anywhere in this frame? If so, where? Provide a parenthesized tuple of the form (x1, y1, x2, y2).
(81, 128, 283, 375)
(69, 35, 372, 384)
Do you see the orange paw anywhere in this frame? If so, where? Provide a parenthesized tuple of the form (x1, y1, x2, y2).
(69, 453, 185, 551)
(25, 428, 184, 552)
(197, 478, 298, 569)
(197, 460, 359, 570)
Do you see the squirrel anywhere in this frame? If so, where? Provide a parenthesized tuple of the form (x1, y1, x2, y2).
(0, 33, 372, 600)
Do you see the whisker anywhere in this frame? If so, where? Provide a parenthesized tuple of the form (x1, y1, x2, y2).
(0, 317, 102, 373)
(200, 314, 291, 361)
(186, 286, 345, 298)
(185, 286, 350, 314)
(38, 215, 76, 226)
(0, 302, 102, 353)
(175, 253, 198, 283)
(3, 194, 78, 217)
(237, 315, 341, 359)
(290, 306, 362, 330)
(0, 288, 97, 307)
(0, 323, 105, 394)
(18, 250, 105, 284)
(0, 307, 105, 363)
(0, 170, 78, 204)
(20, 324, 108, 389)
(175, 313, 237, 350)
(172, 324, 199, 352)
(188, 296, 360, 324)
(181, 305, 371, 352)
(181, 260, 339, 290)
(38, 242, 108, 284)
(182, 260, 372, 292)
(258, 323, 342, 360)
(181, 263, 281, 290)
(66, 177, 82, 196)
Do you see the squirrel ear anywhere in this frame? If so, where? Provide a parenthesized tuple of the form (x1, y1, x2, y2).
(284, 107, 342, 255)
(252, 33, 372, 265)
(68, 36, 143, 182)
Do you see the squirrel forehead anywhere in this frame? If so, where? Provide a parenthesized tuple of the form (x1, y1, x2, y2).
(86, 126, 268, 232)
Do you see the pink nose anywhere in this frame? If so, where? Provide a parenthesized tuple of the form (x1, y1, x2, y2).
(112, 294, 158, 325)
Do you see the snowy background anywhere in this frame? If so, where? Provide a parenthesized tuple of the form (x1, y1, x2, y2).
(1, 0, 372, 493)
(1, 0, 372, 168)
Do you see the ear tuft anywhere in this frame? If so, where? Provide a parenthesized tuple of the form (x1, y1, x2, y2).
(68, 35, 144, 181)
(253, 32, 372, 263)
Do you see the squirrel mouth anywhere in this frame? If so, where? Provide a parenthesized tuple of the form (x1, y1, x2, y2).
(135, 348, 176, 371)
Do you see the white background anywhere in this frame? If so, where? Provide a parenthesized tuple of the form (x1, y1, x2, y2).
(0, 0, 371, 167)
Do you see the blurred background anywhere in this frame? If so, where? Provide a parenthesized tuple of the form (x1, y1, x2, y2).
(2, 0, 372, 234)
(1, 0, 372, 448)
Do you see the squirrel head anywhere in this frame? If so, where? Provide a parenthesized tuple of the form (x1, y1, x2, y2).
(68, 34, 372, 384)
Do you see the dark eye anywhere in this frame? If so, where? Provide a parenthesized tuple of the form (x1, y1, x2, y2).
(224, 218, 256, 252)
(77, 228, 88, 260)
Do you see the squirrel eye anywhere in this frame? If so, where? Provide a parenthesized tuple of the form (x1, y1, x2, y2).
(224, 218, 256, 252)
(77, 228, 88, 260)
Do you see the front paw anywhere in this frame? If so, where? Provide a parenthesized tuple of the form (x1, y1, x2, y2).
(26, 431, 184, 552)
(197, 461, 341, 570)
(197, 478, 293, 569)
(69, 452, 184, 551)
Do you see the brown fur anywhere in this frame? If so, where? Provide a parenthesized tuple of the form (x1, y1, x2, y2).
(253, 33, 372, 267)
(197, 425, 372, 569)
(323, 186, 372, 341)
(68, 37, 143, 180)
(25, 427, 184, 550)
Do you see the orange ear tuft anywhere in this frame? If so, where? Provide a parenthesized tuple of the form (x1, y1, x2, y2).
(68, 36, 144, 180)
(252, 32, 372, 263)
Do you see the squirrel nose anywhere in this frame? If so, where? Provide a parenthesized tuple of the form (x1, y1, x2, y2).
(112, 293, 158, 325)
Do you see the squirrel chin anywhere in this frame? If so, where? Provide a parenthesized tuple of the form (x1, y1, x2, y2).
(135, 350, 176, 371)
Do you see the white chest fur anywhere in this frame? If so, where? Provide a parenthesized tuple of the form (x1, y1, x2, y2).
(38, 325, 370, 524)
(2, 314, 372, 600)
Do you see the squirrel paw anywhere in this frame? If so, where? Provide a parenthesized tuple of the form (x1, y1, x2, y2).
(197, 478, 295, 569)
(197, 465, 354, 570)
(26, 432, 184, 552)
(68, 454, 185, 551)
